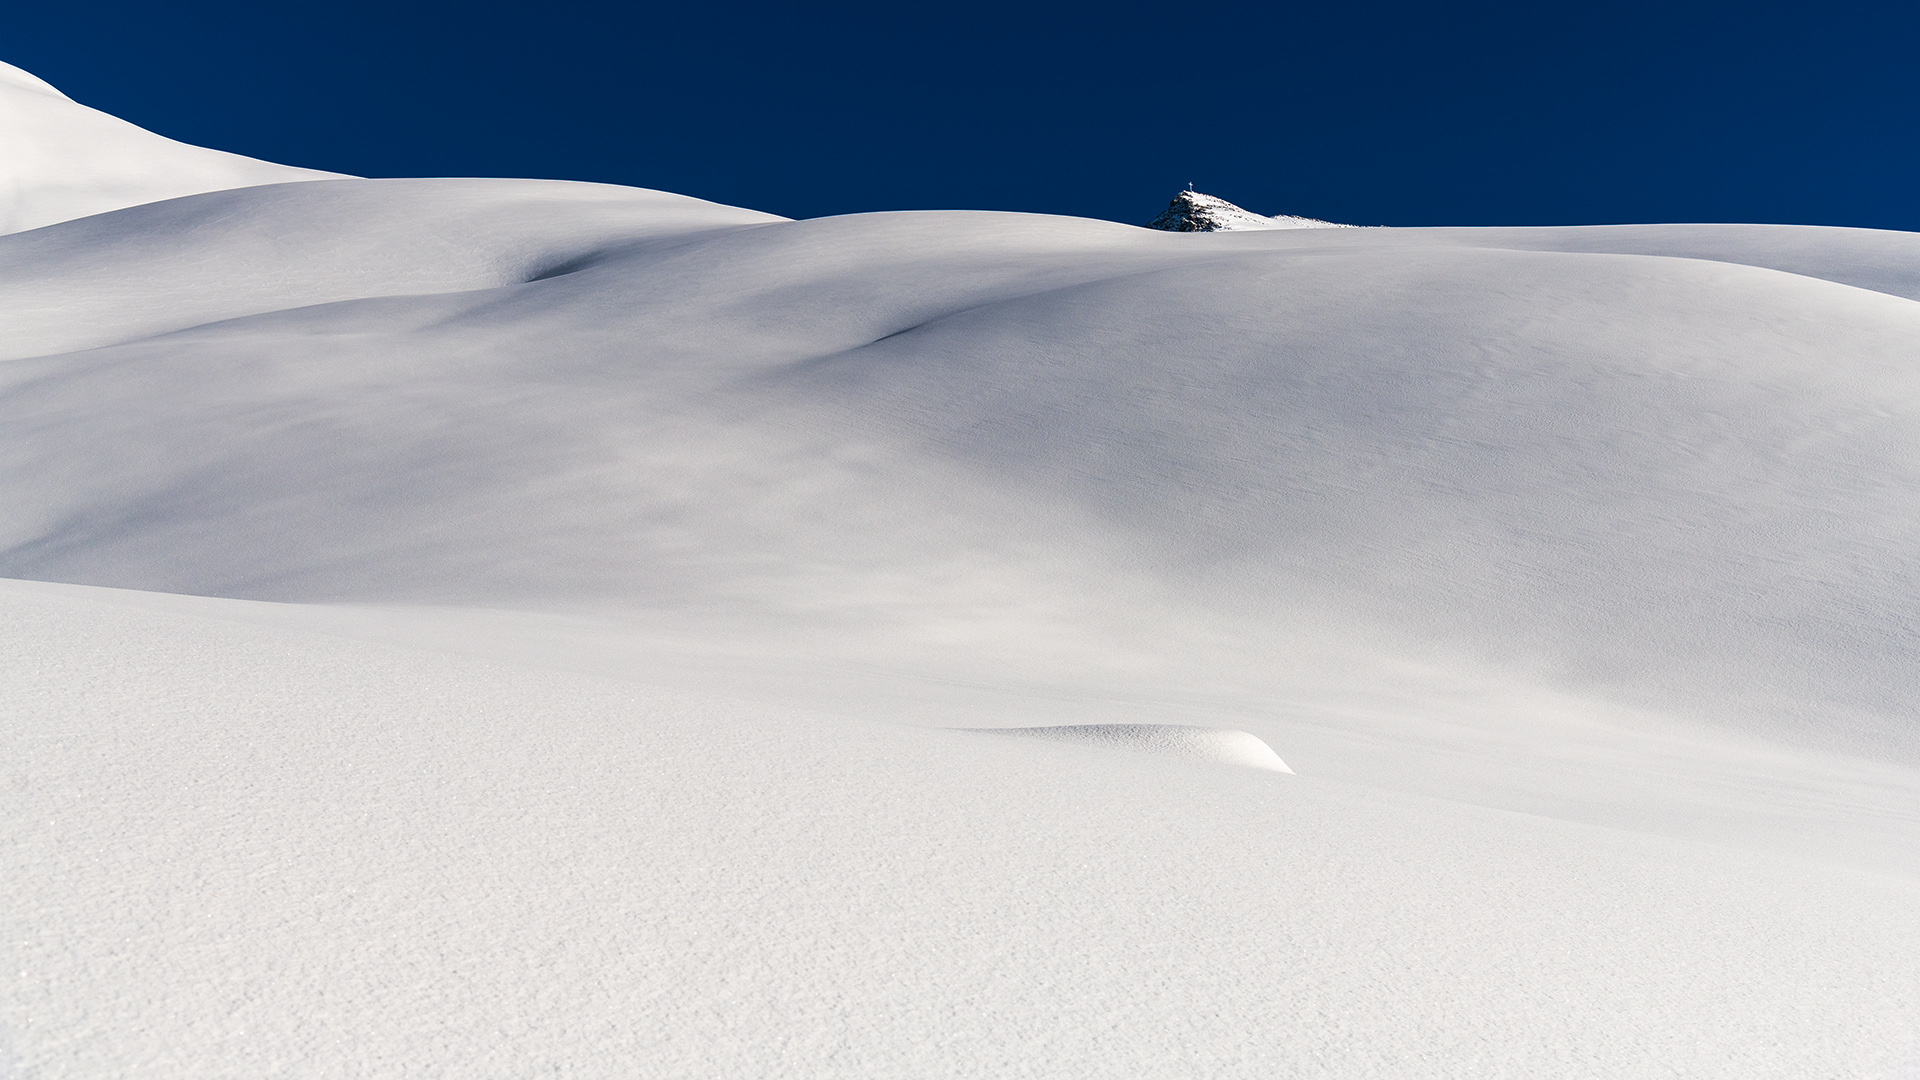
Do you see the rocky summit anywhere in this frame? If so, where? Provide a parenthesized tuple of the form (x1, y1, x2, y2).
(1147, 189, 1350, 231)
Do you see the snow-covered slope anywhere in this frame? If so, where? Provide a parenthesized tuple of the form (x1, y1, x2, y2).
(4, 65, 1920, 1080)
(9, 196, 1919, 762)
(0, 60, 340, 234)
(7, 577, 1917, 1080)
(1148, 188, 1350, 230)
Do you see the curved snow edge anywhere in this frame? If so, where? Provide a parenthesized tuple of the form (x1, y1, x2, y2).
(966, 723, 1293, 773)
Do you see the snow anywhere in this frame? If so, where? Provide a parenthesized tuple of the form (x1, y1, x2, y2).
(4, 63, 1920, 1078)
(1266, 213, 1352, 229)
(972, 723, 1295, 772)
(7, 578, 1919, 1079)
(0, 59, 341, 235)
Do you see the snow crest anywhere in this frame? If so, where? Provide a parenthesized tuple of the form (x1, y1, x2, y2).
(971, 723, 1294, 772)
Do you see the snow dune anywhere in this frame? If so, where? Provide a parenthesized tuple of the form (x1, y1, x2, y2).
(4, 62, 1920, 1079)
(974, 723, 1295, 772)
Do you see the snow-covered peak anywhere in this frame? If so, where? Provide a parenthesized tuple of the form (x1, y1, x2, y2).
(1146, 189, 1351, 231)
(0, 59, 343, 235)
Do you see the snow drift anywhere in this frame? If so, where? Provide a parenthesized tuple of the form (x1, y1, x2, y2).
(975, 723, 1294, 772)
(3, 62, 1919, 1080)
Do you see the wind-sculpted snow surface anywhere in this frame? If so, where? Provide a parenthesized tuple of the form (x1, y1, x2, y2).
(4, 67, 1920, 1079)
(7, 579, 1916, 1080)
(7, 190, 1920, 760)
(975, 723, 1294, 772)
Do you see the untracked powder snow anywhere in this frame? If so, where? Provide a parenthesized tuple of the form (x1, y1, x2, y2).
(3, 59, 1919, 1080)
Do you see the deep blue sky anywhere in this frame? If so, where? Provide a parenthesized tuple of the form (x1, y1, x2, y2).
(6, 1, 1917, 229)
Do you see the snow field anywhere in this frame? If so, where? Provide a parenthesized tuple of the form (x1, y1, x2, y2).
(5, 62, 1920, 1077)
(5, 578, 1919, 1078)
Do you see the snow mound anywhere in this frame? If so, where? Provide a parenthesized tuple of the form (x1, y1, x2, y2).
(973, 723, 1294, 772)
(0, 59, 342, 235)
(1146, 189, 1350, 231)
(0, 177, 784, 362)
